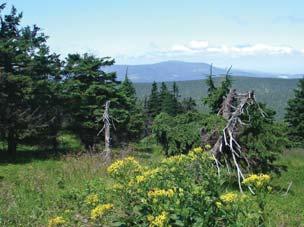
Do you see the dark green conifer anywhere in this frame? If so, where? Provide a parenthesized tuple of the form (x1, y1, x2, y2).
(285, 78, 304, 145)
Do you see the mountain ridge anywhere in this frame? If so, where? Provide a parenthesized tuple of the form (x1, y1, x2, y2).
(103, 60, 301, 83)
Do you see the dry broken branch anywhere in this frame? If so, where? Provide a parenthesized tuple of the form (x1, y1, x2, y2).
(202, 90, 262, 193)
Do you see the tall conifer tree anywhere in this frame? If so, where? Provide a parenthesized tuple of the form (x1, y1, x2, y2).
(285, 78, 304, 145)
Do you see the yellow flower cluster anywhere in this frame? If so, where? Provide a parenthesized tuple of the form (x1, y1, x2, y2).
(243, 174, 271, 188)
(129, 167, 161, 186)
(220, 192, 238, 203)
(161, 154, 188, 165)
(148, 188, 174, 198)
(85, 194, 99, 205)
(48, 216, 66, 227)
(193, 147, 203, 153)
(112, 183, 123, 190)
(107, 156, 141, 175)
(217, 192, 248, 208)
(147, 211, 168, 227)
(90, 203, 113, 220)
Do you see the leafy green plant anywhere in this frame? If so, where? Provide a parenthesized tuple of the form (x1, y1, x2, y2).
(152, 112, 225, 156)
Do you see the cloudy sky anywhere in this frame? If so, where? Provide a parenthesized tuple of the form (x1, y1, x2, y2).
(6, 0, 304, 74)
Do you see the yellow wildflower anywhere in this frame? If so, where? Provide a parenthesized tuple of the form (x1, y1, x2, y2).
(147, 214, 154, 222)
(136, 175, 146, 183)
(107, 156, 141, 175)
(48, 216, 66, 227)
(217, 192, 248, 209)
(85, 194, 99, 205)
(220, 192, 238, 203)
(129, 167, 161, 186)
(162, 155, 188, 165)
(148, 188, 174, 198)
(147, 211, 168, 227)
(188, 147, 205, 160)
(193, 147, 203, 153)
(90, 203, 113, 220)
(243, 174, 271, 188)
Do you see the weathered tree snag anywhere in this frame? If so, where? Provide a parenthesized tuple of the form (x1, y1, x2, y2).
(97, 101, 112, 161)
(202, 90, 258, 192)
(218, 88, 237, 120)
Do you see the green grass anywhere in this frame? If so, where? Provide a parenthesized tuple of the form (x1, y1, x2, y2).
(0, 148, 303, 226)
(266, 149, 304, 226)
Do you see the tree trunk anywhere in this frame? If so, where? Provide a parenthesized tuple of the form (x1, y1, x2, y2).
(7, 130, 17, 155)
(218, 89, 236, 120)
(104, 102, 111, 161)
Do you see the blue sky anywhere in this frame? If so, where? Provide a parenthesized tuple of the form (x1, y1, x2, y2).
(5, 0, 304, 74)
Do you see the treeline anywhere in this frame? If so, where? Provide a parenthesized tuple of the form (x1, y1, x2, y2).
(0, 4, 196, 155)
(0, 4, 303, 158)
(0, 5, 145, 154)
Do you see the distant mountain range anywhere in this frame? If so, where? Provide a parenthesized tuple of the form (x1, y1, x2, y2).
(103, 61, 302, 83)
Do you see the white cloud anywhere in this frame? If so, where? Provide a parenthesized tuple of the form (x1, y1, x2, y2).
(169, 41, 297, 56)
(188, 40, 209, 49)
(171, 40, 209, 52)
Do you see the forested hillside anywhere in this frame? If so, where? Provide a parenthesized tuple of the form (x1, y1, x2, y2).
(135, 77, 299, 119)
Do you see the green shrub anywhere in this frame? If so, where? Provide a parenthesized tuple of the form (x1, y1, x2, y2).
(152, 112, 225, 156)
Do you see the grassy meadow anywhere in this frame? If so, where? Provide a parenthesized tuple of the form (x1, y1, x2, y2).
(0, 145, 303, 226)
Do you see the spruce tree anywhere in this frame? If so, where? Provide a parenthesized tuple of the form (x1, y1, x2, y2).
(147, 81, 160, 118)
(181, 97, 197, 112)
(121, 73, 137, 104)
(0, 4, 62, 154)
(172, 81, 180, 98)
(120, 73, 144, 141)
(203, 66, 232, 114)
(63, 53, 121, 148)
(285, 78, 304, 145)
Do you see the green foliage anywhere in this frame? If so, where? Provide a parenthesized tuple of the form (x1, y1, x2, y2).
(120, 75, 145, 141)
(62, 54, 143, 148)
(239, 103, 290, 173)
(147, 81, 196, 120)
(203, 70, 232, 113)
(134, 77, 298, 119)
(181, 97, 197, 112)
(285, 78, 304, 146)
(147, 81, 161, 118)
(152, 112, 225, 156)
(0, 4, 61, 154)
(106, 151, 254, 226)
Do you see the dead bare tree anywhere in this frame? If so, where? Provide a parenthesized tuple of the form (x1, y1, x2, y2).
(97, 101, 112, 161)
(201, 90, 263, 192)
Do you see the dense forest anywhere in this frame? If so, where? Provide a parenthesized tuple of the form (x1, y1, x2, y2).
(0, 4, 303, 227)
(134, 77, 299, 119)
